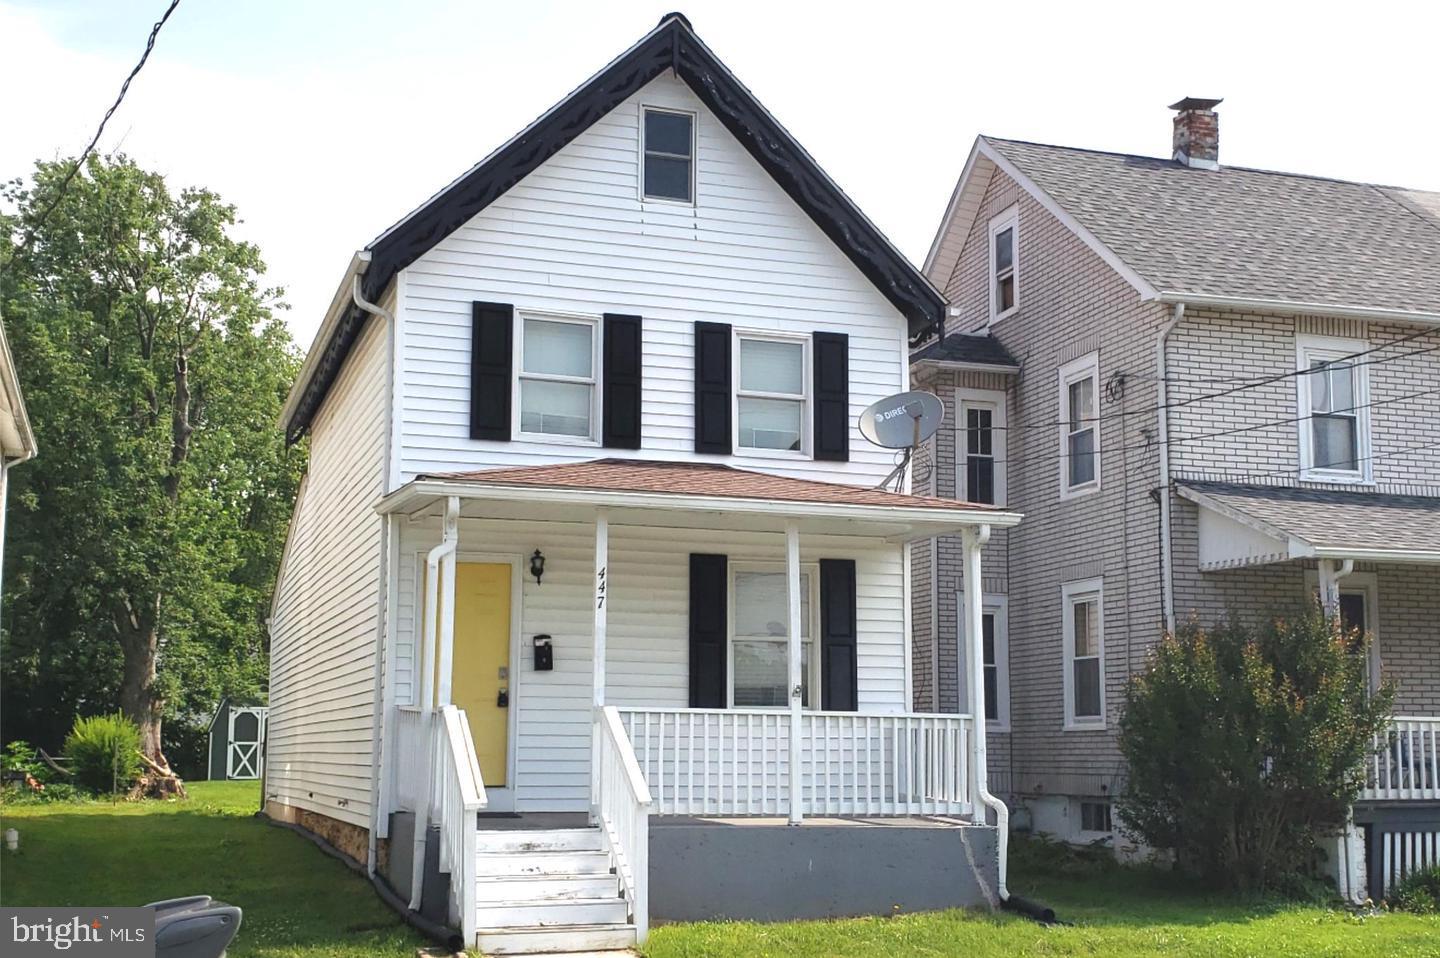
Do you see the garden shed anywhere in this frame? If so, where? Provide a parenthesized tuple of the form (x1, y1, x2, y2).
(206, 697, 268, 780)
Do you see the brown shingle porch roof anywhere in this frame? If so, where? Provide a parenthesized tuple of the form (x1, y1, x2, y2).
(421, 458, 1003, 512)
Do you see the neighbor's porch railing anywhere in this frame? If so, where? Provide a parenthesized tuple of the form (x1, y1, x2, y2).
(1363, 717, 1440, 802)
(594, 706, 652, 941)
(616, 708, 973, 818)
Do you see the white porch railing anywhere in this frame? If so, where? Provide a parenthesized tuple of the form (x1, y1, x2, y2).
(435, 706, 487, 944)
(594, 706, 652, 941)
(1364, 717, 1440, 802)
(393, 706, 428, 812)
(617, 708, 973, 818)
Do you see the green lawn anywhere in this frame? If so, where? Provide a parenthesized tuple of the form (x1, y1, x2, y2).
(3, 784, 1436, 957)
(0, 781, 423, 958)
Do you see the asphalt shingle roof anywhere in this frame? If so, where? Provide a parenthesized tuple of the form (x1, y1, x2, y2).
(986, 138, 1440, 316)
(911, 333, 1019, 369)
(1180, 481, 1440, 556)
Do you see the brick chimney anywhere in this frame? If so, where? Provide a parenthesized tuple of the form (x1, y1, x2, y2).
(1169, 97, 1222, 170)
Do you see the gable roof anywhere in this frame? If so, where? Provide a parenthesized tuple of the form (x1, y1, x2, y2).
(925, 135, 1440, 325)
(283, 13, 944, 443)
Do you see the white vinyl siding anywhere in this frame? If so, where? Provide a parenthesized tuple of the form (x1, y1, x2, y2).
(1296, 333, 1372, 483)
(395, 73, 908, 486)
(267, 313, 390, 829)
(1062, 577, 1105, 731)
(395, 519, 908, 811)
(1058, 352, 1100, 499)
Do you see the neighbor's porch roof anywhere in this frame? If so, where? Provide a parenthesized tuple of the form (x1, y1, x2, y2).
(1178, 481, 1440, 569)
(376, 458, 1020, 541)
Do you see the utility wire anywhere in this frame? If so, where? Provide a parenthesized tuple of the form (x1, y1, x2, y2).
(3, 0, 182, 270)
(1173, 437, 1440, 485)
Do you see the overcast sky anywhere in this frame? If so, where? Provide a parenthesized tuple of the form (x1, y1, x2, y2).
(5, 0, 1439, 349)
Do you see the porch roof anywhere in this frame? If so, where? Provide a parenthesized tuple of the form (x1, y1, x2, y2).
(376, 458, 1020, 541)
(1178, 481, 1440, 569)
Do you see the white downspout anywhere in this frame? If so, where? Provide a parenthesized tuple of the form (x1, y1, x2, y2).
(409, 496, 460, 911)
(1156, 303, 1185, 634)
(962, 523, 1008, 900)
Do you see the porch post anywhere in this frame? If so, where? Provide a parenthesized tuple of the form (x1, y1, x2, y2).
(436, 498, 460, 706)
(786, 522, 804, 826)
(590, 508, 609, 822)
(961, 524, 990, 821)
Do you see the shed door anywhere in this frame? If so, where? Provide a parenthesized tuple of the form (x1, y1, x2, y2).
(227, 709, 265, 779)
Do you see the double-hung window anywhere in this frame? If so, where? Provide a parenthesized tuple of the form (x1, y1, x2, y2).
(517, 315, 599, 440)
(1063, 578, 1105, 729)
(957, 389, 1007, 505)
(737, 335, 808, 453)
(960, 592, 1010, 729)
(729, 564, 818, 708)
(642, 108, 694, 203)
(1059, 352, 1100, 497)
(1297, 334, 1371, 482)
(989, 206, 1018, 321)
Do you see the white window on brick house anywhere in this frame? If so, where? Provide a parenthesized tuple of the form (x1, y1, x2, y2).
(517, 314, 600, 441)
(1058, 352, 1100, 498)
(641, 107, 695, 203)
(988, 206, 1019, 322)
(736, 334, 809, 453)
(959, 592, 1010, 731)
(1296, 334, 1372, 483)
(1062, 577, 1105, 730)
(956, 388, 1007, 506)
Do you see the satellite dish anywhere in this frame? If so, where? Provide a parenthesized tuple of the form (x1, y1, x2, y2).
(859, 390, 944, 449)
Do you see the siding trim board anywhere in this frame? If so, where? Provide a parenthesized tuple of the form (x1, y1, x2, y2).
(285, 15, 944, 443)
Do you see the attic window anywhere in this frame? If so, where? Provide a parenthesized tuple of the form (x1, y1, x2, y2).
(643, 108, 694, 203)
(989, 206, 1019, 321)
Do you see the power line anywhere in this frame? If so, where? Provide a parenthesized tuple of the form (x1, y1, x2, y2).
(983, 386, 1440, 467)
(1126, 327, 1435, 385)
(1173, 437, 1440, 485)
(3, 0, 182, 269)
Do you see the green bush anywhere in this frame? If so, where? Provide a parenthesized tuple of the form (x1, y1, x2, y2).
(2, 740, 47, 782)
(63, 714, 144, 795)
(1391, 866, 1440, 914)
(1117, 606, 1393, 894)
(0, 781, 88, 805)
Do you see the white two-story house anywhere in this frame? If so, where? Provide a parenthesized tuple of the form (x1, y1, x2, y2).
(913, 98, 1439, 902)
(266, 14, 1020, 955)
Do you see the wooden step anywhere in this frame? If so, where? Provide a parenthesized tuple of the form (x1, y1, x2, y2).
(475, 897, 629, 928)
(475, 922, 637, 955)
(474, 872, 623, 902)
(475, 849, 615, 877)
(475, 828, 606, 854)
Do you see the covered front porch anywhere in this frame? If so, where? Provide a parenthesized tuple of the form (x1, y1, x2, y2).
(372, 459, 1020, 945)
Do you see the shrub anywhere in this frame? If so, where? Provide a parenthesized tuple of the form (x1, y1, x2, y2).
(0, 781, 87, 805)
(1117, 605, 1393, 894)
(63, 714, 144, 795)
(2, 740, 47, 782)
(1391, 866, 1440, 914)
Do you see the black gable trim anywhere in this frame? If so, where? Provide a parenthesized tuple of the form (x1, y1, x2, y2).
(286, 14, 943, 443)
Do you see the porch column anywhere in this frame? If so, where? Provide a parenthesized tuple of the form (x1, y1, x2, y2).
(786, 522, 803, 826)
(590, 508, 609, 822)
(1317, 558, 1355, 619)
(961, 525, 991, 821)
(436, 498, 460, 706)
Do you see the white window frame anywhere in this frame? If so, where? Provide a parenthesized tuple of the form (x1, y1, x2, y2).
(726, 560, 822, 710)
(956, 387, 1007, 506)
(988, 205, 1019, 323)
(1303, 569, 1382, 694)
(513, 311, 602, 445)
(639, 105, 697, 206)
(1058, 352, 1101, 499)
(958, 591, 1010, 731)
(1077, 798, 1114, 837)
(1295, 333, 1373, 484)
(1062, 577, 1106, 731)
(733, 330, 812, 458)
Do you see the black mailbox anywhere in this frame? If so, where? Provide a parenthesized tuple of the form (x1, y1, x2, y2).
(533, 634, 553, 671)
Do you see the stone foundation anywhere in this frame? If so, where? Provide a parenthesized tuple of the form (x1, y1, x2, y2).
(265, 800, 371, 866)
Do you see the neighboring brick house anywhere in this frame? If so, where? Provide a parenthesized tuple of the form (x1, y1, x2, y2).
(912, 99, 1440, 896)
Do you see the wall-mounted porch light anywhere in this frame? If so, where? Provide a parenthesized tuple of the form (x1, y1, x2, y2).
(530, 549, 546, 585)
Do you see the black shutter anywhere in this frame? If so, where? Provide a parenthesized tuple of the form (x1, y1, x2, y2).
(602, 313, 643, 449)
(812, 332, 849, 461)
(470, 301, 514, 440)
(819, 558, 858, 711)
(689, 553, 728, 708)
(693, 322, 732, 454)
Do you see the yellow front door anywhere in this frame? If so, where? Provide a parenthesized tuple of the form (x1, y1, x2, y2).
(439, 562, 512, 788)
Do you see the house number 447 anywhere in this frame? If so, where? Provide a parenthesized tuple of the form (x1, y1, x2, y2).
(596, 567, 607, 610)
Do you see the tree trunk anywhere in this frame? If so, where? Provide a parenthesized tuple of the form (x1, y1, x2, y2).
(118, 612, 168, 770)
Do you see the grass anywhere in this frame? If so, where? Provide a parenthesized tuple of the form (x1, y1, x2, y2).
(4, 786, 1437, 957)
(643, 838, 1440, 958)
(0, 781, 424, 958)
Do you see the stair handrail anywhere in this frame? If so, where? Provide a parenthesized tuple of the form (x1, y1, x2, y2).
(594, 705, 652, 942)
(437, 704, 487, 946)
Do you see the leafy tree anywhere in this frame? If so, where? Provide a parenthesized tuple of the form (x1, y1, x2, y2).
(1, 154, 305, 770)
(1118, 605, 1393, 893)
